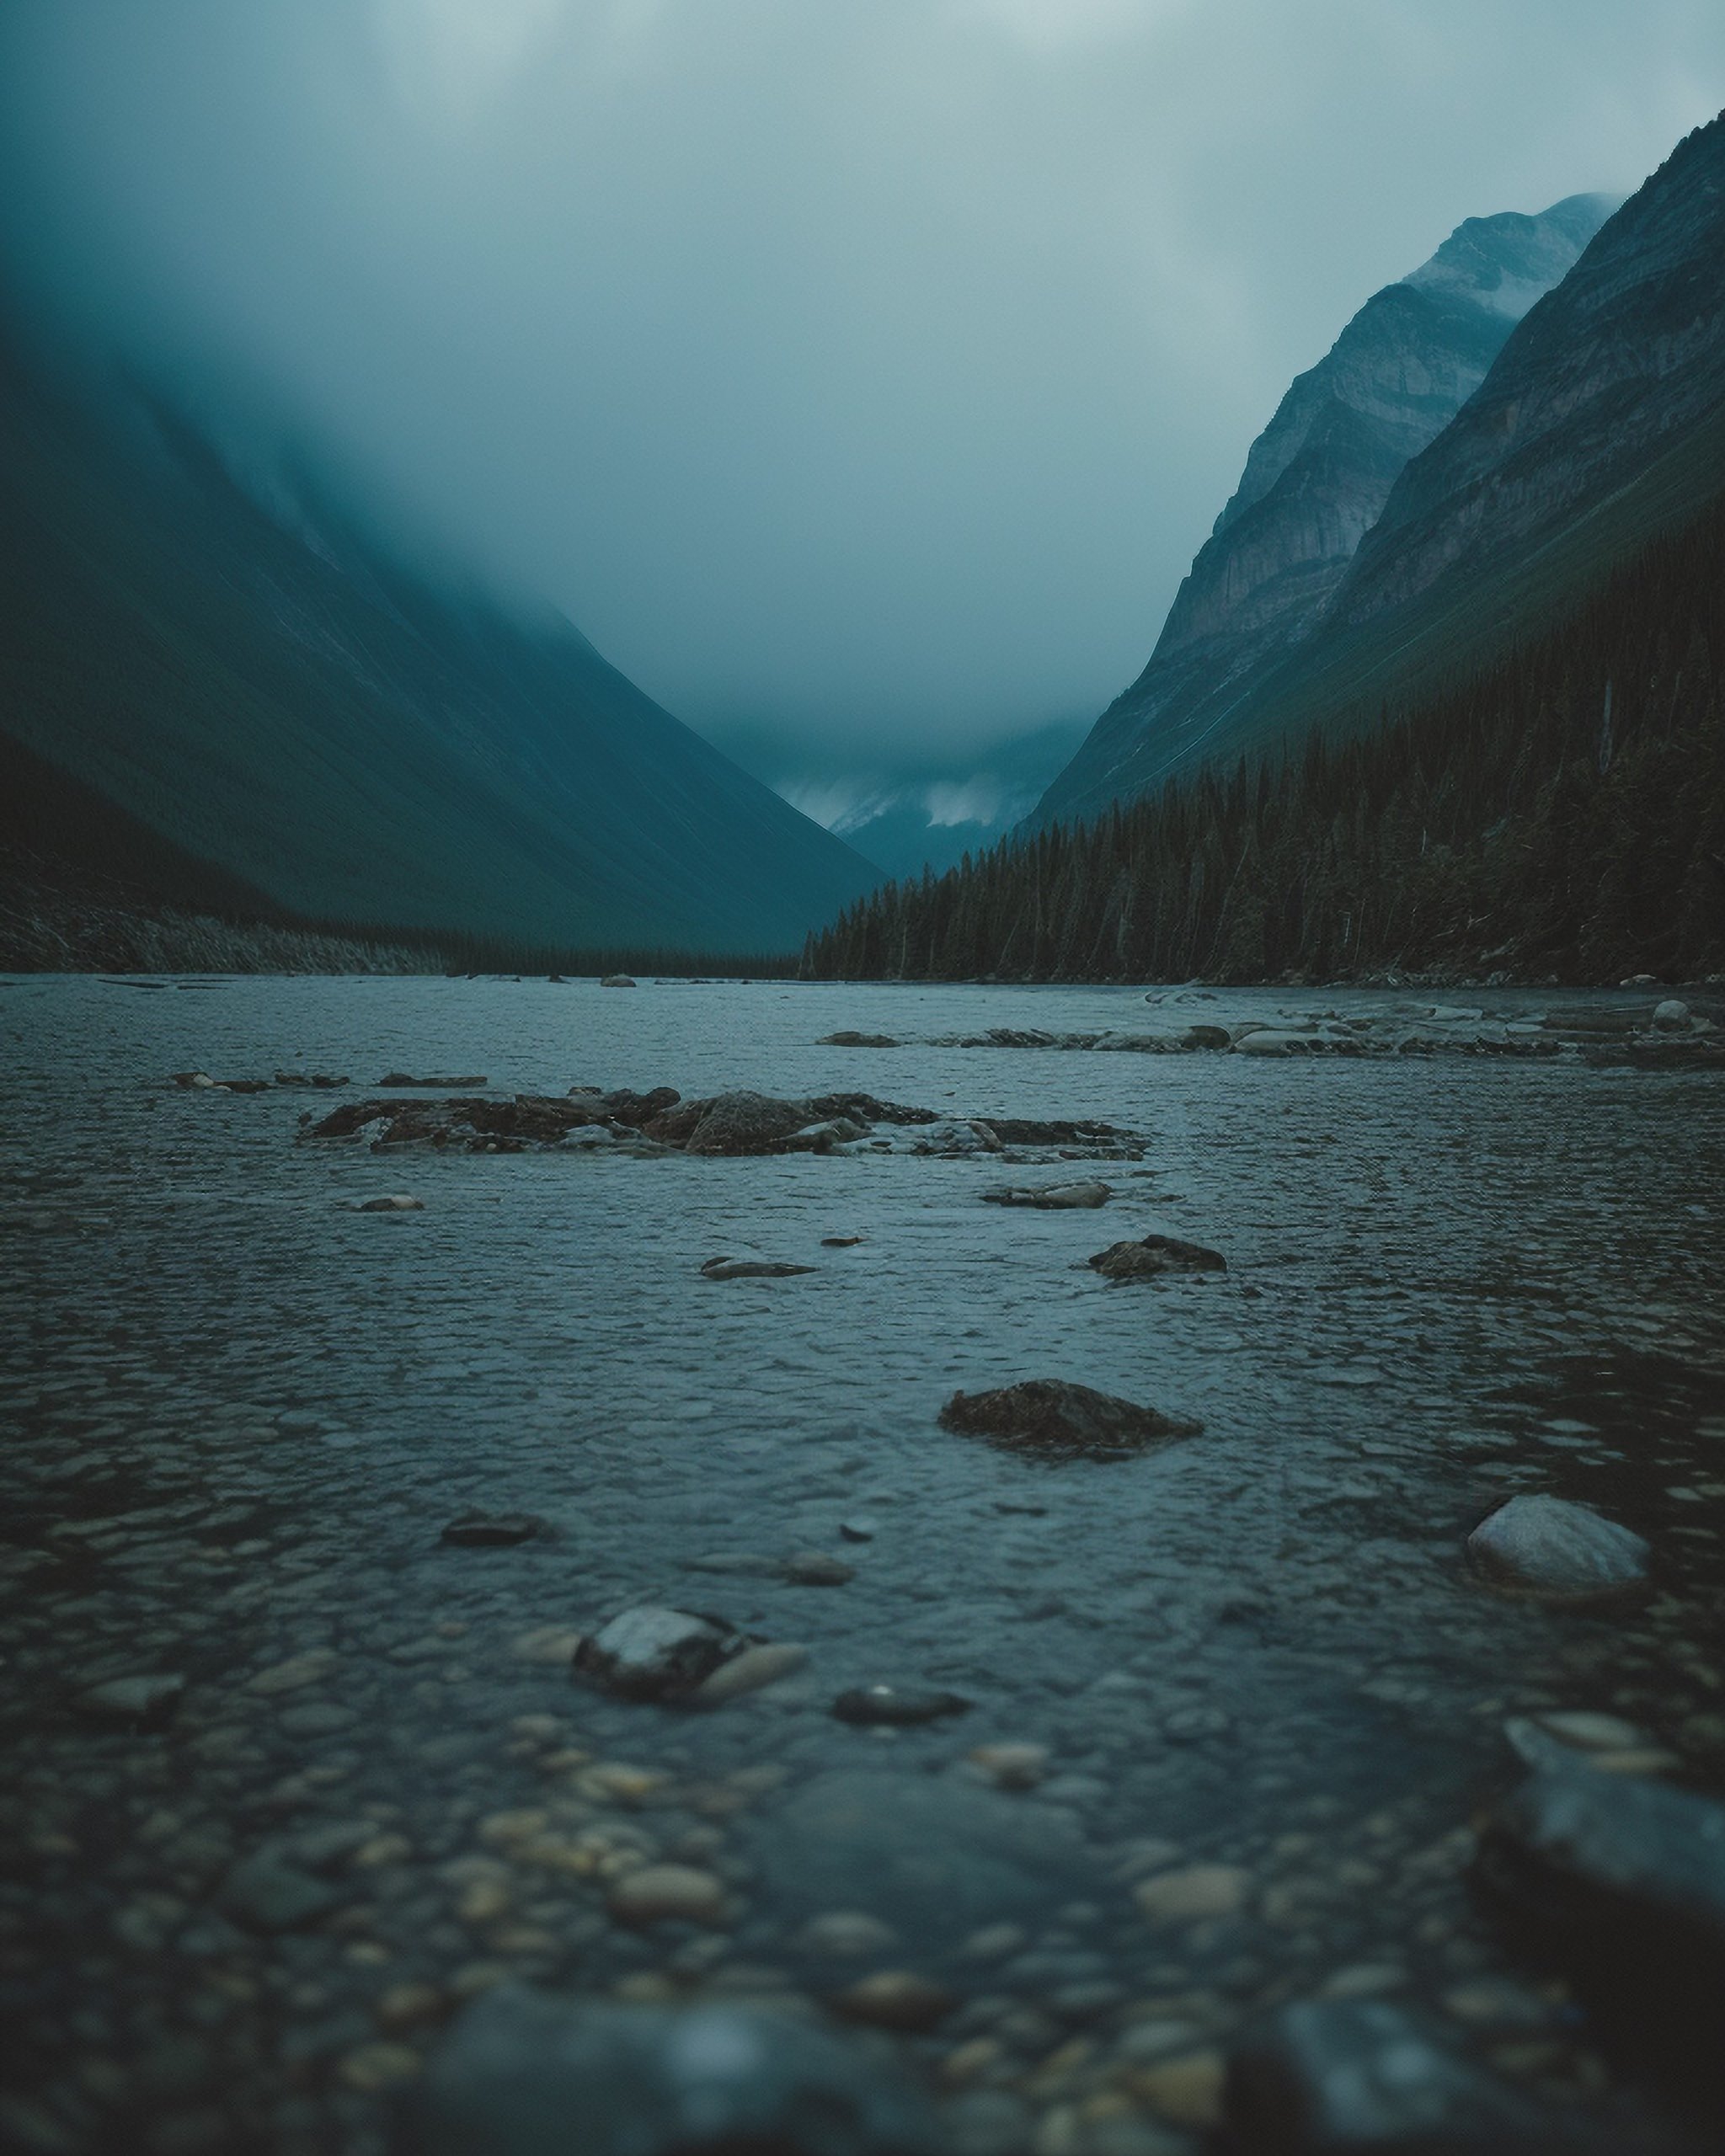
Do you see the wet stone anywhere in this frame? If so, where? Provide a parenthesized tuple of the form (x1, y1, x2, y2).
(574, 1608, 740, 1701)
(1477, 1754, 1725, 2072)
(396, 1986, 943, 2155)
(782, 1552, 856, 1586)
(71, 1673, 185, 1727)
(1087, 1235, 1227, 1280)
(698, 1257, 819, 1280)
(1224, 2000, 1583, 2153)
(606, 1865, 729, 1927)
(439, 1513, 548, 1548)
(980, 1182, 1112, 1209)
(1466, 1495, 1651, 1607)
(938, 1380, 1203, 1459)
(831, 1684, 972, 1727)
(833, 1972, 955, 2033)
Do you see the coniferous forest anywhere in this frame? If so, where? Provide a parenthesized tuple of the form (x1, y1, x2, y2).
(804, 494, 1725, 985)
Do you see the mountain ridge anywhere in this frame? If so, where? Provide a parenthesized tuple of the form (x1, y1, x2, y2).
(1033, 192, 1619, 825)
(0, 328, 879, 956)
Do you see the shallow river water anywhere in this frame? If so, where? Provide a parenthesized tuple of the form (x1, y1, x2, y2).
(3, 975, 1724, 2155)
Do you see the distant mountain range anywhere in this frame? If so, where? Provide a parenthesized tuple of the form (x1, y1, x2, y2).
(0, 337, 878, 958)
(1034, 192, 1622, 824)
(720, 719, 1091, 883)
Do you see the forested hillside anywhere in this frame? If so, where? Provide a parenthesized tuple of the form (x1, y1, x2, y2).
(804, 494, 1725, 985)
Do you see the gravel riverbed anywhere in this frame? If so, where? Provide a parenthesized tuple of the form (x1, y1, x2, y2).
(3, 974, 1722, 2154)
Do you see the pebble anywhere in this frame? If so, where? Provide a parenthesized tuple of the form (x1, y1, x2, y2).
(1125, 2050, 1226, 2129)
(834, 1972, 956, 2032)
(968, 1743, 1051, 1790)
(1133, 1865, 1250, 1924)
(781, 1552, 856, 1586)
(606, 1865, 729, 1927)
(440, 1513, 547, 1548)
(338, 2041, 421, 2092)
(71, 1673, 185, 1726)
(798, 1911, 901, 1958)
(692, 1643, 809, 1705)
(247, 1651, 338, 1696)
(831, 1684, 973, 1726)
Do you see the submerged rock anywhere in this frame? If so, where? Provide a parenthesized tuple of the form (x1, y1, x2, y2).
(71, 1673, 185, 1727)
(698, 1256, 819, 1280)
(1477, 1755, 1725, 2075)
(219, 1847, 347, 1934)
(606, 1865, 729, 1927)
(831, 1684, 972, 1727)
(439, 1513, 548, 1548)
(1088, 1234, 1226, 1279)
(1466, 1495, 1650, 1606)
(832, 1972, 954, 2033)
(938, 1379, 1203, 1458)
(754, 1769, 1090, 1950)
(394, 1986, 942, 2155)
(1225, 2000, 1578, 2153)
(377, 1073, 488, 1088)
(820, 1032, 901, 1047)
(981, 1181, 1111, 1209)
(692, 1643, 809, 1705)
(574, 1608, 740, 1701)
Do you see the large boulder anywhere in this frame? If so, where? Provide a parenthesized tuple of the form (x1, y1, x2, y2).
(1466, 1496, 1650, 1607)
(1224, 2000, 1589, 2153)
(938, 1379, 1202, 1458)
(684, 1092, 817, 1155)
(393, 1988, 942, 2155)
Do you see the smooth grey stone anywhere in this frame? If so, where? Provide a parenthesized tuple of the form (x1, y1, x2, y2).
(831, 1684, 971, 1726)
(1466, 1495, 1650, 1606)
(574, 1608, 737, 1700)
(1226, 2000, 1591, 2151)
(392, 1986, 941, 2154)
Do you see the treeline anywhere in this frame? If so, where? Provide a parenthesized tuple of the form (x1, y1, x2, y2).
(804, 494, 1725, 985)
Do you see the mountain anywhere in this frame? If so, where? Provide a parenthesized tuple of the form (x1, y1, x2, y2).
(719, 719, 1091, 883)
(1034, 193, 1616, 825)
(0, 331, 879, 957)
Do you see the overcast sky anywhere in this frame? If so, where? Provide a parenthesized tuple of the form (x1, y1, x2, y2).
(2, 0, 1721, 771)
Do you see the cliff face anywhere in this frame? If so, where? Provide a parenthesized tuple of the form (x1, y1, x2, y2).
(1034, 195, 1616, 826)
(1335, 122, 1725, 626)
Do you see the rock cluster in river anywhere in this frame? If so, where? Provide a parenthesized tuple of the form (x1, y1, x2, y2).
(294, 1085, 1142, 1161)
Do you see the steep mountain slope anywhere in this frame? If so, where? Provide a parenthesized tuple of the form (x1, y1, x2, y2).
(0, 337, 879, 955)
(1035, 195, 1616, 825)
(1338, 115, 1725, 626)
